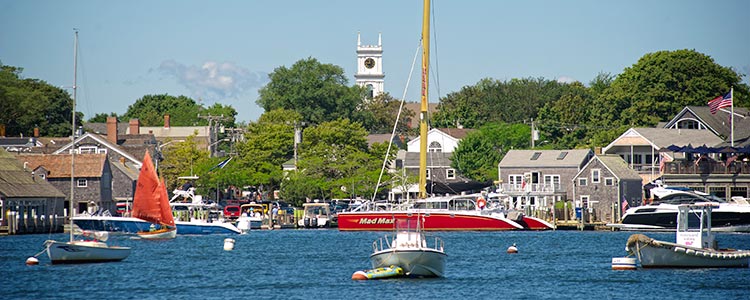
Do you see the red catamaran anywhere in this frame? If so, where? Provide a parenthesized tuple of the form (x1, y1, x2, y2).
(337, 2, 552, 231)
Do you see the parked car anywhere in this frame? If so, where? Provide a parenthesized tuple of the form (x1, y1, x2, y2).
(223, 205, 241, 219)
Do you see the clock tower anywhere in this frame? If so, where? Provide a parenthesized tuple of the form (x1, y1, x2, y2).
(355, 32, 384, 98)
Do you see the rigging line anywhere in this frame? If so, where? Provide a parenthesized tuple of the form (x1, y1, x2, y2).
(430, 0, 442, 104)
(370, 41, 423, 203)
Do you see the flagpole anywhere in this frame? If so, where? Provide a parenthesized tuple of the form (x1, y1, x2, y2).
(729, 86, 734, 147)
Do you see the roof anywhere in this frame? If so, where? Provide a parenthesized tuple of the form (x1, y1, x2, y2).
(16, 153, 107, 178)
(139, 126, 209, 139)
(603, 128, 723, 152)
(366, 134, 405, 148)
(52, 133, 142, 167)
(666, 106, 750, 146)
(0, 148, 66, 198)
(498, 149, 593, 168)
(109, 157, 140, 180)
(575, 155, 642, 181)
(436, 128, 473, 139)
(402, 151, 452, 168)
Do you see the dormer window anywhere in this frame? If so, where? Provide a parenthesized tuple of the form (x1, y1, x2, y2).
(428, 141, 442, 152)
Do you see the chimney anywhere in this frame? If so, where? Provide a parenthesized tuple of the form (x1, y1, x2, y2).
(129, 119, 140, 135)
(34, 127, 39, 137)
(107, 116, 118, 144)
(164, 115, 171, 129)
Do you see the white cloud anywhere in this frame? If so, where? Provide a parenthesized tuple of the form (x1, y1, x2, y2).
(156, 60, 267, 101)
(556, 76, 577, 84)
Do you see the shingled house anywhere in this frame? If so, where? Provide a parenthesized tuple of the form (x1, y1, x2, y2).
(0, 148, 66, 234)
(16, 153, 115, 214)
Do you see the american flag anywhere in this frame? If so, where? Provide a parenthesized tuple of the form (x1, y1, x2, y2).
(726, 154, 738, 167)
(621, 196, 629, 215)
(708, 91, 732, 114)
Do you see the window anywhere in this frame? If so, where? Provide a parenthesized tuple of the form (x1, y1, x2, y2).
(428, 141, 442, 152)
(645, 154, 653, 164)
(556, 152, 568, 160)
(446, 169, 456, 180)
(97, 148, 107, 154)
(544, 175, 560, 191)
(78, 146, 97, 154)
(604, 178, 614, 186)
(530, 152, 542, 160)
(77, 179, 87, 187)
(591, 169, 601, 183)
(425, 169, 431, 179)
(509, 175, 523, 185)
(632, 155, 643, 165)
(580, 195, 590, 208)
(578, 178, 587, 186)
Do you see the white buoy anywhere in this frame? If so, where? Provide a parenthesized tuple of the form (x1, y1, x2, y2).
(611, 257, 637, 270)
(26, 257, 39, 265)
(507, 243, 518, 254)
(223, 238, 235, 251)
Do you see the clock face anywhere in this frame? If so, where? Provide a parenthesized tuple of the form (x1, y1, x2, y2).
(364, 58, 375, 69)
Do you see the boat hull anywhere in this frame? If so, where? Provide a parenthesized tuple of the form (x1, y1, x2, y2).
(176, 220, 241, 234)
(74, 215, 240, 235)
(137, 227, 177, 239)
(370, 249, 447, 277)
(627, 235, 750, 268)
(338, 211, 523, 231)
(45, 240, 131, 264)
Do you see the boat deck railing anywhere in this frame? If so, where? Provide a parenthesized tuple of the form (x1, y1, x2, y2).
(372, 233, 444, 253)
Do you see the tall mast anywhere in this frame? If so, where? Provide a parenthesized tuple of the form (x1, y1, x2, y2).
(418, 0, 430, 199)
(69, 29, 78, 242)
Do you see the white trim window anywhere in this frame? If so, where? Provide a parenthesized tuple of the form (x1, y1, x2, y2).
(428, 141, 442, 152)
(77, 179, 87, 187)
(78, 146, 97, 154)
(580, 195, 590, 208)
(446, 169, 456, 180)
(578, 178, 587, 186)
(591, 169, 601, 184)
(604, 178, 615, 186)
(425, 169, 431, 180)
(544, 175, 561, 191)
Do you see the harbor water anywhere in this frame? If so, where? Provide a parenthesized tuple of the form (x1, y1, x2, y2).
(3, 230, 750, 299)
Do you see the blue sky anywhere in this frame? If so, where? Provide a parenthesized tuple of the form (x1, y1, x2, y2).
(2, 0, 749, 123)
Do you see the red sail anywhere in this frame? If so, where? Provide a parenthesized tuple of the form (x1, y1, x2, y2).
(133, 152, 174, 226)
(158, 177, 175, 227)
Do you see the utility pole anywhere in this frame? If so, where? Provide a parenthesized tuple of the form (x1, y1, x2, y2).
(198, 114, 228, 157)
(531, 118, 535, 149)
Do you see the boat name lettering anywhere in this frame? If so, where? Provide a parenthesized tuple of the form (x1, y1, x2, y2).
(358, 218, 394, 225)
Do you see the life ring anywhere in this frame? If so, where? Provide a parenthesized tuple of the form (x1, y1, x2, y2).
(477, 198, 487, 209)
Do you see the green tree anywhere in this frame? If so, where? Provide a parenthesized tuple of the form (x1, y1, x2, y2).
(234, 109, 302, 194)
(122, 94, 237, 128)
(591, 49, 748, 129)
(357, 92, 415, 134)
(451, 122, 531, 182)
(432, 77, 573, 128)
(159, 135, 211, 192)
(256, 57, 364, 125)
(0, 63, 81, 137)
(87, 112, 119, 123)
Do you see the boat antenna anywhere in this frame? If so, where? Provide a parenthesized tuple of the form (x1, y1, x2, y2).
(69, 28, 78, 242)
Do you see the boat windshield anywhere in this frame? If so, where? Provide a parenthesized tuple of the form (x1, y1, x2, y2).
(412, 201, 448, 210)
(659, 193, 726, 205)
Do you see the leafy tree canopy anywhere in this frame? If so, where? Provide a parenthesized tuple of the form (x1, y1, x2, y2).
(0, 62, 81, 137)
(122, 94, 237, 127)
(256, 57, 364, 125)
(451, 122, 531, 182)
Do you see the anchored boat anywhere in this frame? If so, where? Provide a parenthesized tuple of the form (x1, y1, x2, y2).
(625, 203, 750, 268)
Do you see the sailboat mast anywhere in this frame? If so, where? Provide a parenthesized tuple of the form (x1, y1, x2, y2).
(69, 29, 78, 242)
(418, 0, 430, 199)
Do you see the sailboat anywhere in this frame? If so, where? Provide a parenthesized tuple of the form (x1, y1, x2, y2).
(132, 152, 177, 239)
(44, 29, 131, 264)
(364, 0, 446, 277)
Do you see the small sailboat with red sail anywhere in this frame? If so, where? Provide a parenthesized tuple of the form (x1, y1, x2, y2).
(133, 152, 177, 239)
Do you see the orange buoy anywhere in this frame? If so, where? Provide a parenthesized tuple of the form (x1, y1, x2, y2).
(507, 243, 518, 254)
(26, 257, 39, 265)
(352, 270, 368, 280)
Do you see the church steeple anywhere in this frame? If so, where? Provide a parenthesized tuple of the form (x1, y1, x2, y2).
(354, 32, 385, 98)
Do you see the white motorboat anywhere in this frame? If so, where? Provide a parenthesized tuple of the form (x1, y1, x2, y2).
(236, 203, 264, 233)
(611, 186, 750, 232)
(625, 204, 750, 268)
(298, 203, 334, 228)
(369, 217, 447, 277)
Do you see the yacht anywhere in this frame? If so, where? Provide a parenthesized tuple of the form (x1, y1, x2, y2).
(611, 186, 750, 232)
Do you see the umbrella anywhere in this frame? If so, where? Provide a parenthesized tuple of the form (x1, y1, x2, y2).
(693, 144, 713, 154)
(666, 144, 683, 152)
